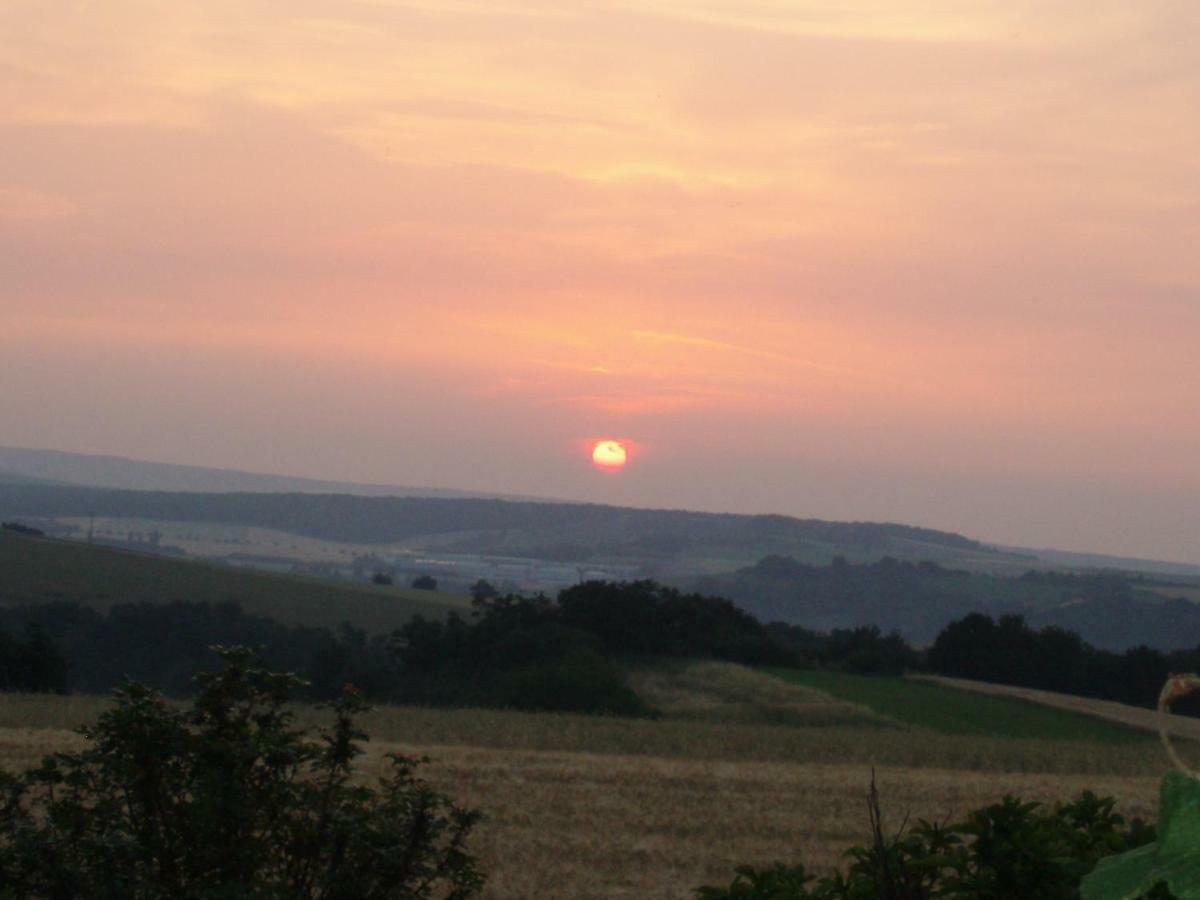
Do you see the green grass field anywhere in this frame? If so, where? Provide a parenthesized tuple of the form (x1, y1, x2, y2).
(770, 669, 1150, 743)
(0, 531, 469, 633)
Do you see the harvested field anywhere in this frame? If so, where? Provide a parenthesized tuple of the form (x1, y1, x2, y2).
(389, 744, 1161, 899)
(0, 666, 1182, 898)
(0, 716, 1165, 899)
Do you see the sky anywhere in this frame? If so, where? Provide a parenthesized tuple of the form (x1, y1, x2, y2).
(1, 1, 1198, 562)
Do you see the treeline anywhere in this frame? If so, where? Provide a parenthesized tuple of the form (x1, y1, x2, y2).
(7, 577, 1199, 717)
(0, 626, 68, 693)
(699, 554, 1056, 644)
(394, 580, 795, 714)
(928, 612, 1200, 713)
(0, 602, 393, 700)
(699, 553, 1200, 650)
(0, 580, 920, 712)
(0, 581, 808, 712)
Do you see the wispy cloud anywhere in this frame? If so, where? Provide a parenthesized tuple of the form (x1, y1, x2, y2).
(632, 330, 856, 375)
(632, 329, 785, 358)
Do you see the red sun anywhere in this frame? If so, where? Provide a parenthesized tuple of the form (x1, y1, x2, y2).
(591, 440, 628, 470)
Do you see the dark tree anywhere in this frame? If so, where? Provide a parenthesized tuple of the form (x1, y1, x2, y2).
(371, 572, 394, 586)
(0, 648, 482, 899)
(412, 575, 439, 591)
(469, 579, 498, 603)
(0, 625, 68, 693)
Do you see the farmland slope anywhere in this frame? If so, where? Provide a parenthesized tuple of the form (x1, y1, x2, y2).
(0, 530, 467, 633)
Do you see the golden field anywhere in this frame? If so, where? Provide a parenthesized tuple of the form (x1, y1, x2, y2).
(0, 663, 1178, 899)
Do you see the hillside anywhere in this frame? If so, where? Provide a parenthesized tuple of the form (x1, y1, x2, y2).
(698, 555, 1200, 649)
(0, 530, 467, 634)
(0, 482, 1003, 571)
(0, 469, 62, 486)
(0, 445, 538, 500)
(1002, 545, 1200, 578)
(772, 669, 1148, 742)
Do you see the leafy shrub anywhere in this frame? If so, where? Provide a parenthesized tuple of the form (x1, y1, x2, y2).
(818, 625, 918, 676)
(490, 648, 650, 716)
(1083, 772, 1200, 900)
(395, 610, 651, 716)
(557, 580, 793, 665)
(697, 864, 817, 899)
(698, 775, 1163, 899)
(0, 648, 482, 899)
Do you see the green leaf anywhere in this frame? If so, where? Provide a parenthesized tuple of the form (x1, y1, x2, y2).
(1083, 772, 1200, 899)
(1083, 843, 1157, 900)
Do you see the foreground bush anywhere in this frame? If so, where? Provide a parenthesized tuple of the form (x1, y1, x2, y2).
(699, 776, 1167, 899)
(0, 648, 482, 899)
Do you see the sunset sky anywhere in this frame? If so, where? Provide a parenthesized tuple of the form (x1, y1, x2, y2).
(2, 1, 1198, 561)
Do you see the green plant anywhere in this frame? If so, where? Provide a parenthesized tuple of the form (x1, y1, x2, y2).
(1082, 673, 1200, 899)
(696, 864, 816, 899)
(0, 647, 482, 899)
(1082, 773, 1195, 899)
(697, 774, 1158, 899)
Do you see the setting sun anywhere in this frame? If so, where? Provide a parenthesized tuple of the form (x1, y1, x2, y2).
(591, 440, 627, 470)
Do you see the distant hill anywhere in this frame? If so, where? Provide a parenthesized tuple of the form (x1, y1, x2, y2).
(8, 446, 1195, 577)
(0, 529, 468, 634)
(0, 445, 543, 501)
(698, 555, 1200, 650)
(0, 482, 1000, 570)
(0, 468, 63, 486)
(999, 545, 1200, 578)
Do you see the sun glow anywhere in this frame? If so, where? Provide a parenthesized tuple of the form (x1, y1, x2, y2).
(591, 440, 627, 470)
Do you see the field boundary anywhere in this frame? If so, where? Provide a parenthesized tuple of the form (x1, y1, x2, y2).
(909, 674, 1200, 742)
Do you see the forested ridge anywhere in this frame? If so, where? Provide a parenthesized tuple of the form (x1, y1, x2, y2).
(699, 554, 1200, 649)
(0, 482, 985, 555)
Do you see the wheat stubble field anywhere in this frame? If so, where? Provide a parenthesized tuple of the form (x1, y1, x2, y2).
(0, 663, 1180, 898)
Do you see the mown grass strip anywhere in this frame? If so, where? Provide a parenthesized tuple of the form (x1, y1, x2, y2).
(769, 669, 1150, 743)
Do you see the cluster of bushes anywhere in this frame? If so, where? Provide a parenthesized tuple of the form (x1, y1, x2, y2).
(392, 580, 798, 715)
(699, 780, 1170, 899)
(768, 622, 919, 675)
(556, 579, 792, 663)
(928, 612, 1200, 713)
(395, 593, 647, 715)
(0, 602, 394, 700)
